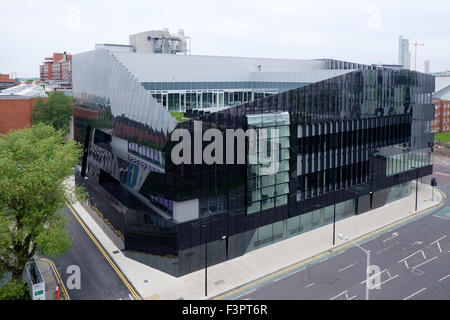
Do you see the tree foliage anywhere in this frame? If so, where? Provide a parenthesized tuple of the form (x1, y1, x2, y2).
(31, 92, 73, 134)
(0, 124, 83, 280)
(0, 280, 30, 300)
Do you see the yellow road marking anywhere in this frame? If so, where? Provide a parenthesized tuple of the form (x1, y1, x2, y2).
(39, 257, 70, 300)
(213, 191, 445, 300)
(65, 202, 142, 300)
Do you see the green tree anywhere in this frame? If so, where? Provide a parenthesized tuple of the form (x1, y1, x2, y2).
(31, 92, 73, 134)
(0, 124, 83, 280)
(0, 280, 30, 300)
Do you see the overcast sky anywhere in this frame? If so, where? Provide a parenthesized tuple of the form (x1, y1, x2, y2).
(1, 0, 449, 78)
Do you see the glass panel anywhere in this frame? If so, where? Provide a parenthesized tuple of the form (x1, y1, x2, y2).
(247, 115, 262, 128)
(311, 209, 324, 228)
(335, 201, 346, 221)
(247, 202, 261, 215)
(280, 149, 290, 160)
(248, 190, 261, 202)
(323, 205, 334, 225)
(300, 212, 312, 233)
(287, 215, 300, 237)
(261, 175, 275, 187)
(276, 195, 288, 207)
(261, 186, 276, 199)
(200, 198, 208, 216)
(276, 172, 289, 184)
(257, 224, 273, 248)
(273, 221, 286, 242)
(261, 197, 275, 211)
(262, 114, 276, 127)
(275, 183, 289, 195)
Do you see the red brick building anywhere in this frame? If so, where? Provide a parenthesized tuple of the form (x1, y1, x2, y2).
(432, 85, 450, 134)
(0, 85, 48, 134)
(0, 74, 17, 91)
(40, 52, 72, 88)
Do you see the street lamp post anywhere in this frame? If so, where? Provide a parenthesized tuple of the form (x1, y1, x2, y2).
(201, 224, 208, 297)
(415, 168, 419, 212)
(337, 233, 370, 300)
(411, 166, 419, 211)
(333, 199, 336, 246)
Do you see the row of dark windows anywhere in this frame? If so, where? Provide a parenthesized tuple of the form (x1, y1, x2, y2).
(298, 120, 411, 155)
(298, 161, 370, 200)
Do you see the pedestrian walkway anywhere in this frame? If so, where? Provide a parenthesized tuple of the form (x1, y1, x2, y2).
(67, 177, 444, 300)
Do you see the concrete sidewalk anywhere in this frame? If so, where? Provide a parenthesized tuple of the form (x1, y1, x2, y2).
(68, 178, 443, 300)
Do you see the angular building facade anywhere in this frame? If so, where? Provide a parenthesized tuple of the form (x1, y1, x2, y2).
(73, 48, 435, 277)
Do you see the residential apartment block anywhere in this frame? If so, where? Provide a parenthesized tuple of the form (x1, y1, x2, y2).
(432, 85, 450, 134)
(0, 73, 17, 91)
(39, 52, 72, 88)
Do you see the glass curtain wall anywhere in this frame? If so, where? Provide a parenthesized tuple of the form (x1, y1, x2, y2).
(246, 113, 291, 214)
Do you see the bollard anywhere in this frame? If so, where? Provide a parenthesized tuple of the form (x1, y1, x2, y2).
(56, 285, 61, 300)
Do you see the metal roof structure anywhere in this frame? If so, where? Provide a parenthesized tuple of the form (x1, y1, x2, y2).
(433, 83, 450, 100)
(0, 84, 48, 98)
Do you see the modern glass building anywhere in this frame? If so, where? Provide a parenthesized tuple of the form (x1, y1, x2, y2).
(73, 47, 435, 277)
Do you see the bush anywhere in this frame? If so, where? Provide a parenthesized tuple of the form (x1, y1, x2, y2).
(0, 280, 30, 300)
(435, 131, 450, 143)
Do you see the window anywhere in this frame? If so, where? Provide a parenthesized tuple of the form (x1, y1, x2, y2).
(199, 193, 227, 216)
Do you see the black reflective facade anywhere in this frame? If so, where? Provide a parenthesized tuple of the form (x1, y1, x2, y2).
(74, 63, 434, 277)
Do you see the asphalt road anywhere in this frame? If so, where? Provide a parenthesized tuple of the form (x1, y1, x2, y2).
(45, 206, 135, 300)
(233, 156, 450, 300)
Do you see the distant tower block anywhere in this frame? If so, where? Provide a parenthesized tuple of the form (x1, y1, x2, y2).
(398, 35, 410, 68)
(406, 53, 411, 70)
(424, 60, 430, 74)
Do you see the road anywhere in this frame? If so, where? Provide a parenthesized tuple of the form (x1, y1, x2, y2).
(44, 206, 137, 300)
(231, 156, 450, 300)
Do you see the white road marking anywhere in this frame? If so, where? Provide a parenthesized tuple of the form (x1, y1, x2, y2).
(330, 290, 355, 300)
(412, 256, 438, 270)
(319, 258, 329, 263)
(430, 235, 447, 253)
(338, 264, 354, 272)
(377, 274, 399, 287)
(359, 269, 399, 288)
(403, 287, 427, 300)
(360, 269, 388, 284)
(438, 274, 450, 282)
(383, 232, 398, 243)
(330, 291, 348, 300)
(128, 294, 134, 300)
(233, 289, 256, 300)
(305, 283, 315, 288)
(398, 250, 427, 269)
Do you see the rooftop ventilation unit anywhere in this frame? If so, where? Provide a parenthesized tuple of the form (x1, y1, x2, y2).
(129, 29, 189, 54)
